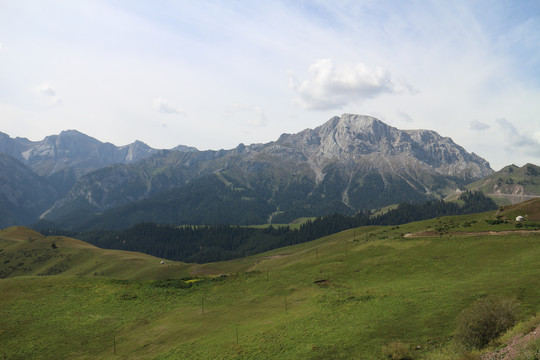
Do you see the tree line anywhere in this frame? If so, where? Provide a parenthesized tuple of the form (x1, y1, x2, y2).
(38, 191, 497, 263)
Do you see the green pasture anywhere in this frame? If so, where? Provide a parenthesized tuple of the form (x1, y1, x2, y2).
(1, 211, 540, 359)
(0, 226, 192, 280)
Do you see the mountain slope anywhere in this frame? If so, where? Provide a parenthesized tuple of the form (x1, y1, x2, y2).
(278, 114, 491, 181)
(0, 129, 171, 183)
(40, 114, 493, 229)
(0, 130, 193, 219)
(0, 153, 58, 227)
(466, 163, 540, 205)
(493, 198, 540, 221)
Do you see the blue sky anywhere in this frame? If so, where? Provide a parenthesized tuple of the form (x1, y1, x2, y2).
(1, 0, 539, 170)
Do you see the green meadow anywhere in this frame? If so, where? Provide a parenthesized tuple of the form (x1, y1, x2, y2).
(1, 202, 540, 359)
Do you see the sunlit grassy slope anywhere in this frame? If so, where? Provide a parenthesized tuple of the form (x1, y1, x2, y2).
(0, 226, 192, 280)
(496, 198, 540, 221)
(465, 163, 540, 205)
(1, 201, 540, 359)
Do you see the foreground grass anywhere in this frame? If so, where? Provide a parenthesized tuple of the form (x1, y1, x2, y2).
(2, 211, 540, 359)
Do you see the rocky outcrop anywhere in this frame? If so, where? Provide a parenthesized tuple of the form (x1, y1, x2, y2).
(39, 114, 494, 228)
(275, 114, 492, 181)
(0, 130, 162, 179)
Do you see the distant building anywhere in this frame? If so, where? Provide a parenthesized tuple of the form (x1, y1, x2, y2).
(516, 216, 524, 222)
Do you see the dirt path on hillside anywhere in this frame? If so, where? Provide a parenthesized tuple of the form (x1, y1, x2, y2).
(482, 325, 540, 360)
(460, 230, 540, 236)
(404, 230, 540, 238)
(487, 193, 540, 205)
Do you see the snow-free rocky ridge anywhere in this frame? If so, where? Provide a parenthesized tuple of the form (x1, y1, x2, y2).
(37, 114, 494, 229)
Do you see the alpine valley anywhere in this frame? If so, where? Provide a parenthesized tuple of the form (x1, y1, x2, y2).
(4, 113, 540, 360)
(1, 114, 494, 230)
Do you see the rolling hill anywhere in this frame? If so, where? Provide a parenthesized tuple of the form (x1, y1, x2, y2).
(466, 163, 540, 205)
(1, 200, 540, 359)
(0, 226, 191, 280)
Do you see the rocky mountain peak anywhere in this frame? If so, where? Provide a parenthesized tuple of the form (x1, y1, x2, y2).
(172, 144, 199, 153)
(119, 140, 151, 151)
(59, 129, 86, 136)
(0, 130, 160, 179)
(274, 113, 492, 181)
(338, 113, 387, 131)
(120, 140, 156, 162)
(314, 114, 402, 156)
(318, 114, 390, 134)
(1, 113, 497, 229)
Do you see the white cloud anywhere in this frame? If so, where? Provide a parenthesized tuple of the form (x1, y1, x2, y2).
(1, 1, 540, 167)
(397, 109, 414, 123)
(226, 104, 268, 127)
(33, 82, 62, 106)
(290, 59, 405, 110)
(34, 83, 56, 96)
(496, 118, 540, 155)
(246, 106, 268, 127)
(470, 119, 490, 131)
(153, 98, 183, 114)
(49, 97, 63, 106)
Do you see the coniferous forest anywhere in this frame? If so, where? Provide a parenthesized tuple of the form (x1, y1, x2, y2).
(38, 191, 496, 263)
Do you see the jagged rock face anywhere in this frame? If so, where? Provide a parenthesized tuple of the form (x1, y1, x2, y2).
(315, 115, 403, 156)
(39, 114, 494, 229)
(276, 114, 492, 181)
(0, 130, 160, 178)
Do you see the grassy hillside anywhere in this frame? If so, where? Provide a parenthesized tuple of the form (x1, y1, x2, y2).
(495, 198, 540, 221)
(1, 204, 540, 359)
(466, 163, 540, 205)
(0, 226, 192, 280)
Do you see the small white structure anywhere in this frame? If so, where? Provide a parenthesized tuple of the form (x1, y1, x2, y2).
(516, 216, 524, 222)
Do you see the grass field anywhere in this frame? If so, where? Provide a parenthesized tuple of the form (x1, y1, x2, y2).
(1, 202, 540, 359)
(0, 226, 193, 280)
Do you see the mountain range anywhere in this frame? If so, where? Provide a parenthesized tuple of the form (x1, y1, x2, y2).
(1, 114, 494, 229)
(466, 163, 540, 204)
